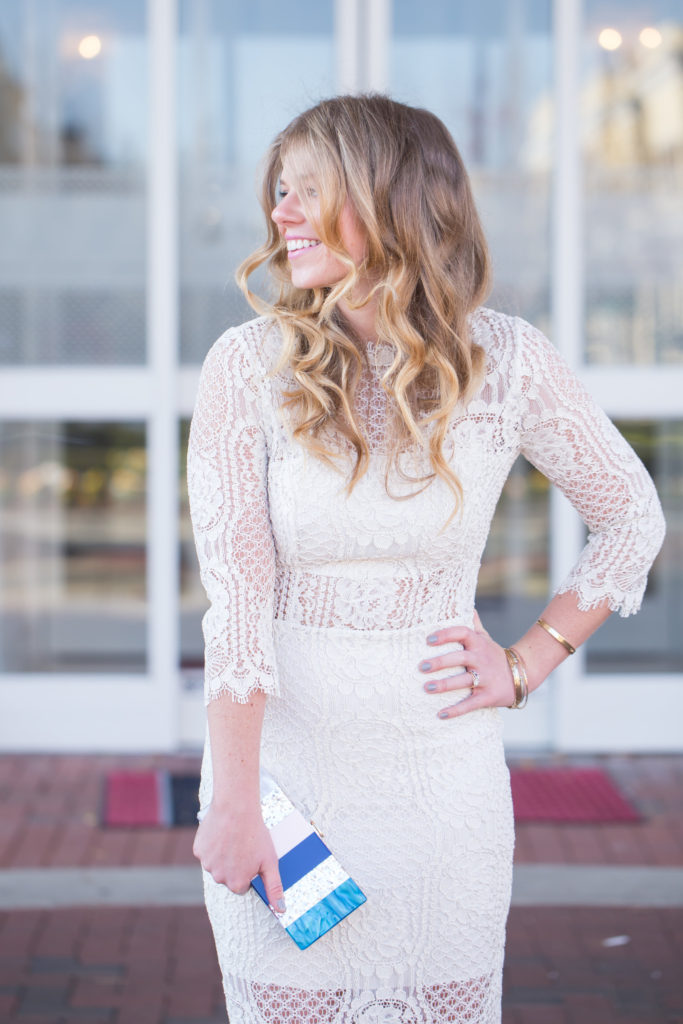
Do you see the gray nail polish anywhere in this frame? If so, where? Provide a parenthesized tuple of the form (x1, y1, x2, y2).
(420, 661, 431, 671)
(425, 682, 437, 692)
(437, 710, 449, 719)
(427, 634, 438, 644)
(274, 898, 286, 914)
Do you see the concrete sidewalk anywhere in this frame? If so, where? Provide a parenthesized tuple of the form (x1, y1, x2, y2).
(0, 753, 682, 1023)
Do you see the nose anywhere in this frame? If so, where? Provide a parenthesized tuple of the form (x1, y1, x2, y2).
(272, 190, 302, 228)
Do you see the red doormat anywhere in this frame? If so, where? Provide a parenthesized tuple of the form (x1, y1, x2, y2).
(510, 767, 641, 823)
(104, 768, 640, 826)
(102, 771, 171, 827)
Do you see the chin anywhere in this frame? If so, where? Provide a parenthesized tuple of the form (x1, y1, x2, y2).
(290, 272, 340, 291)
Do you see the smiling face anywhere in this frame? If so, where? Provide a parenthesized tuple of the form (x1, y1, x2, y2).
(271, 161, 368, 292)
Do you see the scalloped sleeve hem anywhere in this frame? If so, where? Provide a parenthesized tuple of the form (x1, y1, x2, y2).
(203, 676, 280, 707)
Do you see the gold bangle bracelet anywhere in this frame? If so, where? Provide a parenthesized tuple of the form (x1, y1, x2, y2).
(504, 647, 528, 709)
(509, 646, 529, 709)
(536, 618, 576, 655)
(505, 647, 528, 712)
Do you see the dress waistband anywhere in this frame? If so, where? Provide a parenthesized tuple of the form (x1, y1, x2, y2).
(273, 566, 475, 632)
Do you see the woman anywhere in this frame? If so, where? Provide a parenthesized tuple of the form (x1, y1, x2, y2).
(187, 95, 665, 1024)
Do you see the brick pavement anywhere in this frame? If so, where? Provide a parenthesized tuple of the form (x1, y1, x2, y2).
(0, 905, 226, 1024)
(0, 753, 682, 1023)
(504, 907, 683, 1024)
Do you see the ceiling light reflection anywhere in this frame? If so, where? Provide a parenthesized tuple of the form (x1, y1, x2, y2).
(598, 28, 623, 51)
(78, 35, 102, 60)
(639, 27, 662, 48)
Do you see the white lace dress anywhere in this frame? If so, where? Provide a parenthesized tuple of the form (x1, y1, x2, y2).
(187, 307, 665, 1024)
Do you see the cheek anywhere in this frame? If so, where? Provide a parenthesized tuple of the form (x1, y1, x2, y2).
(322, 249, 349, 279)
(339, 208, 367, 267)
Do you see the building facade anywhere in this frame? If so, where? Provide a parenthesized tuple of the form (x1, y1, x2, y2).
(0, 0, 681, 752)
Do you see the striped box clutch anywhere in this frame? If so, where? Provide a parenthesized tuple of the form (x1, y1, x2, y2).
(251, 773, 366, 949)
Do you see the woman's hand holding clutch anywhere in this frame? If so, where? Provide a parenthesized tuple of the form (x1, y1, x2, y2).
(194, 802, 286, 914)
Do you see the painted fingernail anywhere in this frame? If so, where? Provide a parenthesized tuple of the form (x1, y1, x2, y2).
(437, 710, 449, 719)
(272, 898, 286, 914)
(425, 682, 437, 692)
(427, 634, 438, 645)
(419, 661, 432, 671)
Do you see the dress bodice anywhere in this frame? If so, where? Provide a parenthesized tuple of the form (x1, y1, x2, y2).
(187, 307, 665, 703)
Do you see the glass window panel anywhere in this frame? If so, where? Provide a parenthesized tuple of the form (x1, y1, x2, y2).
(390, 0, 553, 329)
(178, 0, 336, 363)
(477, 457, 550, 647)
(179, 418, 205, 672)
(583, 1, 683, 364)
(586, 419, 683, 672)
(0, 0, 147, 365)
(0, 421, 147, 672)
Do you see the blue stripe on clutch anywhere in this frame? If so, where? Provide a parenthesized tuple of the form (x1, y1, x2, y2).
(286, 878, 367, 949)
(251, 831, 330, 903)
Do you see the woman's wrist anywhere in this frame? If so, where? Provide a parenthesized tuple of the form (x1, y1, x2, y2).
(209, 795, 263, 824)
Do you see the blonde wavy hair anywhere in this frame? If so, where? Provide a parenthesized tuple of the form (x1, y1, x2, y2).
(237, 94, 490, 513)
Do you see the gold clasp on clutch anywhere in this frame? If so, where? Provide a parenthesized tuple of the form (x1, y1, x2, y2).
(310, 819, 325, 839)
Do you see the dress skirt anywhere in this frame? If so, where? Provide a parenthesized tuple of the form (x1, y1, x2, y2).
(200, 620, 515, 1024)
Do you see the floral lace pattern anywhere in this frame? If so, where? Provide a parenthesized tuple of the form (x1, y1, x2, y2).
(187, 308, 664, 1023)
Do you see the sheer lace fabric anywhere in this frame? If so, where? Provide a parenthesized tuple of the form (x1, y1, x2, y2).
(187, 308, 665, 1024)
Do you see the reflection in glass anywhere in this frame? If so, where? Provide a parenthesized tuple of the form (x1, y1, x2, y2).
(583, 2, 683, 364)
(477, 457, 550, 648)
(0, 0, 147, 365)
(178, 0, 336, 363)
(390, 0, 553, 329)
(0, 421, 147, 672)
(587, 420, 683, 672)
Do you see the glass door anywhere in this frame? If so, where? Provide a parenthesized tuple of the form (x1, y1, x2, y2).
(555, 0, 683, 750)
(0, 0, 179, 750)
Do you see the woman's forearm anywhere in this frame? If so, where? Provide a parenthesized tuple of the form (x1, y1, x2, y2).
(207, 690, 268, 811)
(197, 690, 284, 906)
(513, 590, 613, 693)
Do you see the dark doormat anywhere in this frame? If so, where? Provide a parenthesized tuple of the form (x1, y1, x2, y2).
(102, 771, 200, 827)
(170, 774, 202, 826)
(510, 767, 641, 823)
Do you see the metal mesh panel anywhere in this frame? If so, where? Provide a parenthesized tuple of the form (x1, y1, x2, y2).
(0, 288, 145, 365)
(0, 289, 22, 362)
(180, 284, 253, 364)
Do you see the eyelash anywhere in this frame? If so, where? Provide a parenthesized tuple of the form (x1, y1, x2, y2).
(276, 187, 318, 200)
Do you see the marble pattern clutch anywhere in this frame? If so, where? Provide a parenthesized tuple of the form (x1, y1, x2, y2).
(251, 773, 366, 949)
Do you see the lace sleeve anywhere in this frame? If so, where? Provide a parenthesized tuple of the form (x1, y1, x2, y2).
(515, 318, 665, 617)
(187, 327, 279, 704)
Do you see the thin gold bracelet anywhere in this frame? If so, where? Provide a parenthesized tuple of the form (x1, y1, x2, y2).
(504, 647, 528, 709)
(536, 618, 576, 655)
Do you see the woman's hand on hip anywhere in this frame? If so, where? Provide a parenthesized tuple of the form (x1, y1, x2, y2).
(419, 610, 515, 718)
(193, 803, 286, 913)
